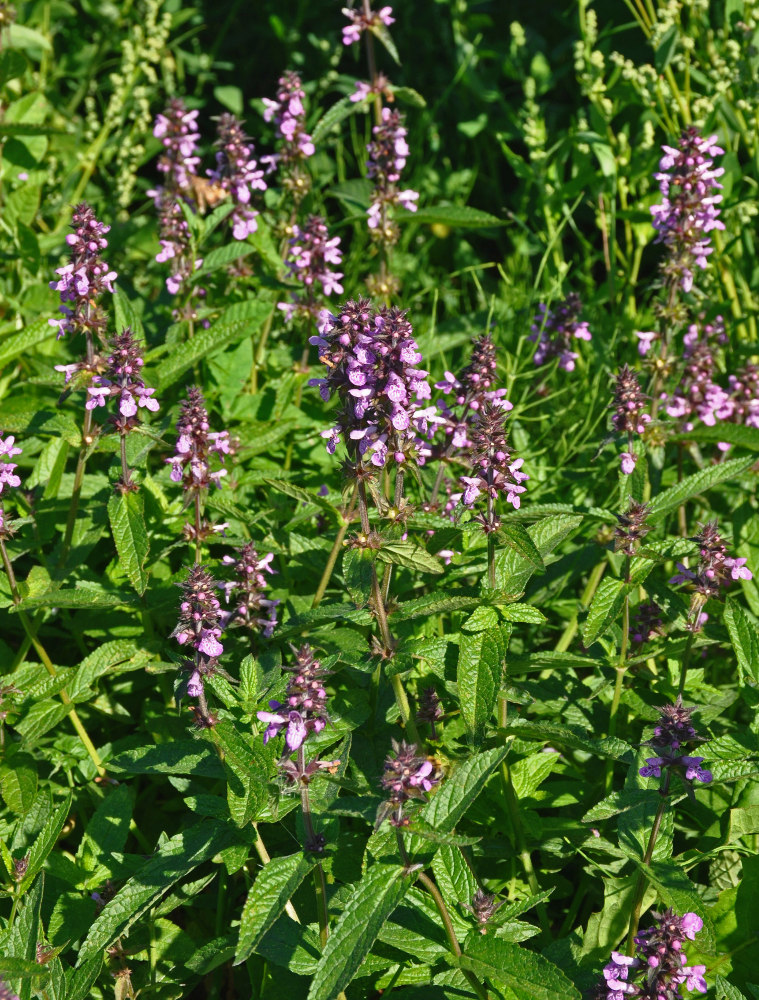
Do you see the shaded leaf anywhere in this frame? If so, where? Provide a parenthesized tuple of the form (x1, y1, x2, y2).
(457, 935, 581, 1000)
(108, 492, 150, 595)
(423, 747, 508, 832)
(234, 852, 315, 964)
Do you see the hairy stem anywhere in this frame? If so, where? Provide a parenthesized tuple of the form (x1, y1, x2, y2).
(298, 746, 330, 947)
(312, 487, 358, 609)
(626, 771, 672, 952)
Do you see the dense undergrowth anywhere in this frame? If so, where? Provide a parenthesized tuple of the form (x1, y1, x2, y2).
(0, 1, 758, 998)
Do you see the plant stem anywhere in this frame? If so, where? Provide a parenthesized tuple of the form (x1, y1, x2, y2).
(497, 695, 550, 936)
(311, 487, 358, 609)
(554, 560, 606, 652)
(626, 771, 672, 952)
(1, 537, 105, 776)
(676, 631, 695, 700)
(606, 557, 631, 791)
(298, 746, 330, 947)
(395, 829, 488, 1000)
(251, 827, 300, 923)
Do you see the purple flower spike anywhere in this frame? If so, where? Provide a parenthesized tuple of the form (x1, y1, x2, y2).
(278, 215, 344, 323)
(262, 71, 315, 163)
(49, 204, 116, 341)
(529, 293, 591, 371)
(638, 698, 713, 787)
(210, 113, 267, 241)
(378, 739, 441, 828)
(220, 543, 278, 638)
(256, 646, 330, 753)
(365, 107, 419, 249)
(651, 128, 724, 293)
(342, 4, 394, 45)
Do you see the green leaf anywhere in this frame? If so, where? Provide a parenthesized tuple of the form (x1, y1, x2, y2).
(497, 514, 583, 594)
(728, 805, 759, 841)
(503, 719, 632, 760)
(196, 241, 254, 277)
(312, 95, 359, 145)
(457, 936, 581, 1000)
(0, 318, 51, 368)
(113, 287, 145, 340)
(153, 297, 273, 389)
(307, 864, 411, 1000)
(392, 85, 427, 108)
(0, 752, 37, 814)
(583, 576, 629, 646)
(19, 793, 71, 892)
(432, 845, 477, 909)
(66, 954, 103, 1000)
(678, 422, 759, 452)
(4, 872, 42, 1000)
(263, 478, 335, 513)
(457, 626, 510, 740)
(422, 747, 508, 832)
(10, 586, 135, 612)
(397, 205, 504, 228)
(77, 821, 234, 963)
(77, 784, 133, 873)
(647, 456, 754, 524)
(0, 958, 47, 978)
(724, 596, 759, 683)
(212, 721, 268, 827)
(497, 522, 545, 571)
(109, 741, 226, 778)
(715, 974, 750, 1000)
(343, 547, 373, 605)
(378, 540, 444, 574)
(499, 603, 546, 624)
(234, 852, 316, 964)
(107, 492, 150, 595)
(0, 50, 27, 87)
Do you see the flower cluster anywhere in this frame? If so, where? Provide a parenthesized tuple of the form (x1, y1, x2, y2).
(220, 543, 279, 637)
(416, 686, 443, 737)
(86, 329, 159, 426)
(639, 699, 712, 786)
(153, 97, 201, 192)
(167, 387, 231, 540)
(148, 99, 204, 295)
(49, 204, 117, 341)
(257, 646, 330, 753)
(262, 71, 315, 164)
(611, 365, 650, 475)
(0, 977, 20, 1000)
(459, 402, 528, 529)
(172, 565, 225, 704)
(614, 500, 651, 556)
(630, 601, 664, 644)
(210, 113, 267, 241)
(365, 107, 419, 242)
(434, 334, 511, 454)
(377, 739, 441, 827)
(342, 4, 394, 45)
(310, 299, 434, 467)
(670, 520, 752, 604)
(529, 293, 591, 372)
(278, 215, 344, 323)
(591, 909, 706, 999)
(0, 435, 22, 495)
(651, 128, 725, 294)
(461, 889, 503, 933)
(661, 317, 728, 433)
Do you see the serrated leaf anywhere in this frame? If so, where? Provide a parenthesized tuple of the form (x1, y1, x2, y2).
(499, 603, 546, 623)
(4, 871, 42, 1000)
(583, 576, 629, 646)
(77, 784, 133, 873)
(234, 852, 315, 964)
(77, 821, 234, 963)
(307, 864, 411, 1000)
(503, 719, 632, 760)
(195, 241, 254, 277)
(112, 287, 145, 340)
(19, 793, 70, 892)
(647, 456, 754, 523)
(153, 297, 272, 389)
(263, 478, 335, 513)
(108, 492, 150, 595)
(397, 205, 504, 227)
(10, 586, 135, 612)
(66, 954, 103, 1000)
(0, 958, 47, 977)
(680, 422, 759, 451)
(378, 540, 444, 574)
(724, 596, 759, 683)
(582, 789, 653, 822)
(728, 806, 759, 841)
(457, 935, 581, 1000)
(212, 721, 268, 827)
(423, 747, 508, 832)
(312, 95, 359, 145)
(0, 752, 37, 814)
(432, 845, 477, 909)
(109, 741, 225, 778)
(458, 626, 510, 740)
(392, 85, 427, 107)
(0, 318, 52, 368)
(497, 514, 583, 594)
(497, 522, 544, 570)
(715, 974, 750, 1000)
(343, 547, 373, 605)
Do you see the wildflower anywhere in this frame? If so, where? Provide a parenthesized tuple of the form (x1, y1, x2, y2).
(262, 71, 315, 162)
(377, 739, 441, 827)
(172, 565, 225, 701)
(278, 215, 344, 323)
(342, 4, 394, 45)
(210, 113, 267, 240)
(49, 203, 116, 341)
(670, 520, 752, 603)
(629, 602, 664, 644)
(639, 698, 712, 786)
(86, 329, 159, 423)
(651, 128, 724, 293)
(611, 365, 650, 475)
(257, 646, 330, 752)
(529, 294, 591, 372)
(590, 909, 706, 999)
(153, 97, 201, 192)
(614, 500, 651, 556)
(0, 435, 22, 494)
(416, 686, 443, 735)
(310, 299, 433, 467)
(461, 889, 504, 933)
(634, 330, 658, 356)
(458, 402, 528, 530)
(0, 977, 20, 1000)
(220, 543, 279, 637)
(365, 107, 419, 246)
(167, 386, 230, 491)
(662, 317, 729, 433)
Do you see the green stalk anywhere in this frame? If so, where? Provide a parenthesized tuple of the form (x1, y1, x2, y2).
(311, 486, 358, 609)
(625, 771, 671, 952)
